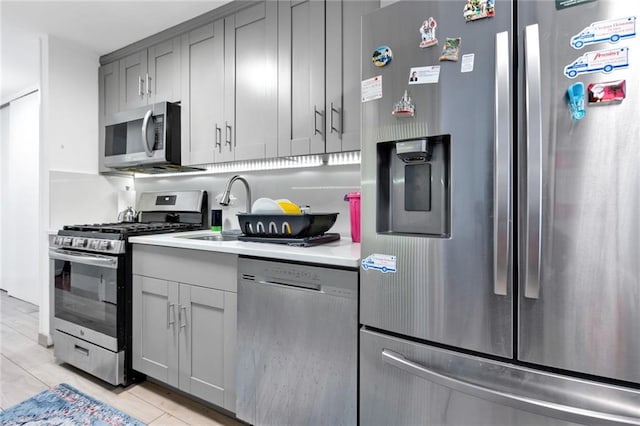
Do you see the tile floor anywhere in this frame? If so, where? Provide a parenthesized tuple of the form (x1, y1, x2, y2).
(0, 290, 243, 425)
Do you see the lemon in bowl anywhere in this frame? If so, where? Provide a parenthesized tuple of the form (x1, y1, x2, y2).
(275, 199, 302, 214)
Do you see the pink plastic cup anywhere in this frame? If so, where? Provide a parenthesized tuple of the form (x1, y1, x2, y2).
(344, 192, 361, 243)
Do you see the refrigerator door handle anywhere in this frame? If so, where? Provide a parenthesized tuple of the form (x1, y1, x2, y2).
(382, 349, 637, 426)
(494, 31, 510, 296)
(524, 24, 543, 299)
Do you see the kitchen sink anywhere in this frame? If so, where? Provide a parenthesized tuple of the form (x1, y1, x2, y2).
(179, 234, 239, 242)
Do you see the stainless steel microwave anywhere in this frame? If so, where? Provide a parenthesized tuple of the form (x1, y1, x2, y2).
(104, 102, 181, 170)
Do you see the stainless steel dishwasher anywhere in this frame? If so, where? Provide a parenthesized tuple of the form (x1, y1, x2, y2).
(236, 257, 358, 426)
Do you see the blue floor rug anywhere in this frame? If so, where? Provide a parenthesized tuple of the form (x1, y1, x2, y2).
(0, 383, 146, 425)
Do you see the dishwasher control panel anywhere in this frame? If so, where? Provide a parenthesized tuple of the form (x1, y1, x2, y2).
(239, 257, 358, 299)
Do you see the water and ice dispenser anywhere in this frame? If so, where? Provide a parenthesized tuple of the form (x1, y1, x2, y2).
(376, 135, 450, 237)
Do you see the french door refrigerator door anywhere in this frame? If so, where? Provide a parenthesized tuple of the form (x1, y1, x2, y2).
(361, 329, 640, 426)
(360, 0, 514, 357)
(518, 0, 640, 383)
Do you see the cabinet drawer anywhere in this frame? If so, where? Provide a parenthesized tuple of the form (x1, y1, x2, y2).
(132, 245, 237, 292)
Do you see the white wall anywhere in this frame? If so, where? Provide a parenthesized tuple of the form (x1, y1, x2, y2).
(0, 105, 9, 285)
(1, 91, 40, 305)
(42, 35, 99, 172)
(49, 171, 133, 230)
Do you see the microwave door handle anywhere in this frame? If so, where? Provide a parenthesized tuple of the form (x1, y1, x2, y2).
(141, 109, 154, 157)
(49, 248, 118, 269)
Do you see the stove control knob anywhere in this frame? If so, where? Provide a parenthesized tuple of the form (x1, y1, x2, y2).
(73, 238, 87, 248)
(89, 240, 99, 250)
(63, 237, 73, 246)
(100, 241, 112, 251)
(53, 236, 62, 246)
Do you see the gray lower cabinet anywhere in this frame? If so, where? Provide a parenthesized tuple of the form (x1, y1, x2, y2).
(132, 245, 237, 412)
(277, 0, 379, 156)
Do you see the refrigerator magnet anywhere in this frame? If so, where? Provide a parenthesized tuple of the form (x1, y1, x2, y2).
(439, 37, 462, 61)
(570, 16, 636, 49)
(564, 47, 629, 78)
(463, 0, 495, 22)
(361, 76, 383, 103)
(461, 54, 475, 72)
(566, 82, 586, 120)
(555, 0, 596, 11)
(392, 90, 415, 117)
(361, 254, 397, 273)
(419, 17, 438, 48)
(372, 45, 393, 67)
(587, 80, 626, 104)
(408, 66, 440, 84)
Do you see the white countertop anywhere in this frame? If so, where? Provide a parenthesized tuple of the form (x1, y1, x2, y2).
(129, 230, 361, 268)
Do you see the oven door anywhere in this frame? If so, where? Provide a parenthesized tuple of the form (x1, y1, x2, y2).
(49, 248, 124, 351)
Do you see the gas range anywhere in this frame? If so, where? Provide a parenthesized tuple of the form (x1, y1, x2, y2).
(49, 190, 208, 386)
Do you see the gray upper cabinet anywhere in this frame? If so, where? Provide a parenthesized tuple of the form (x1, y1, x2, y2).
(326, 0, 378, 152)
(181, 20, 225, 166)
(183, 2, 278, 166)
(98, 61, 119, 172)
(278, 0, 325, 156)
(278, 0, 379, 156)
(119, 37, 181, 111)
(98, 61, 120, 122)
(99, 0, 375, 170)
(222, 1, 278, 162)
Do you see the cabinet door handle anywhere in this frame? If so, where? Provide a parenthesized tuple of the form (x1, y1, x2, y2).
(225, 121, 233, 150)
(138, 76, 144, 97)
(146, 73, 151, 95)
(179, 305, 187, 329)
(330, 102, 341, 134)
(215, 125, 222, 153)
(167, 302, 175, 327)
(313, 106, 323, 136)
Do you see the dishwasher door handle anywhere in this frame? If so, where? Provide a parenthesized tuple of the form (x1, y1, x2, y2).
(256, 279, 321, 292)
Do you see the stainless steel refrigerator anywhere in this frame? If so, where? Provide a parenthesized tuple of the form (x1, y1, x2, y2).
(360, 1, 640, 424)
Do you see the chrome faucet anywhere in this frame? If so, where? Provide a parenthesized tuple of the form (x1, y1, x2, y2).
(219, 175, 252, 213)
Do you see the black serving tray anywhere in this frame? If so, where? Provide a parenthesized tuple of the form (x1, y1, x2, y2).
(236, 213, 338, 238)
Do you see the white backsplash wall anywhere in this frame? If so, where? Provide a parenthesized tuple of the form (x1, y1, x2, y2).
(49, 171, 134, 230)
(134, 164, 361, 236)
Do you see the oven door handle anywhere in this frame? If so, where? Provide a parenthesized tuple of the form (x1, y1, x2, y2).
(49, 248, 119, 269)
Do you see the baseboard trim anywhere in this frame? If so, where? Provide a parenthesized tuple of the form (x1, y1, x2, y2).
(38, 332, 53, 348)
